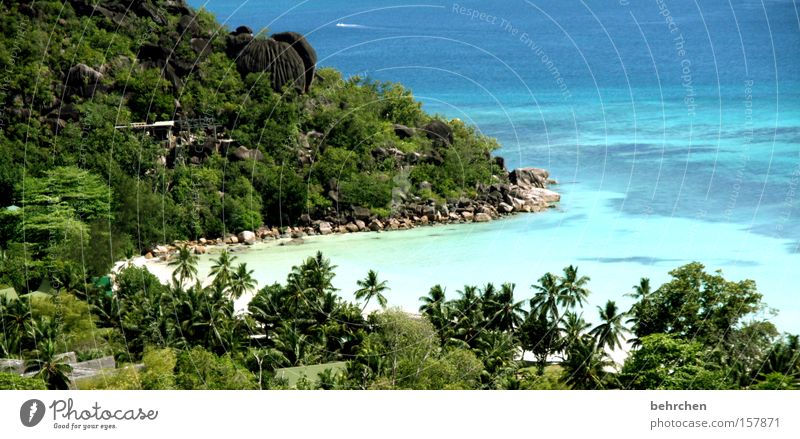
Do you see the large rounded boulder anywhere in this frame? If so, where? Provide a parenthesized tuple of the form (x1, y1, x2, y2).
(271, 31, 317, 93)
(230, 36, 307, 93)
(66, 63, 104, 97)
(421, 120, 453, 148)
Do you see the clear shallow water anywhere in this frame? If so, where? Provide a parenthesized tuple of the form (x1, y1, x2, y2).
(189, 0, 800, 331)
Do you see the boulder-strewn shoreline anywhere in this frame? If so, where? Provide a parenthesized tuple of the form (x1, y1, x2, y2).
(144, 167, 560, 260)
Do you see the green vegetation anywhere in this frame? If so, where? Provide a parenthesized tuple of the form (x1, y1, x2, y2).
(2, 246, 797, 389)
(0, 372, 47, 390)
(0, 1, 796, 390)
(0, 0, 502, 296)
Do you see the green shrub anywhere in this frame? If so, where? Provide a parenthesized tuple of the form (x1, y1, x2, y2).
(0, 372, 47, 390)
(141, 347, 177, 390)
(175, 347, 256, 390)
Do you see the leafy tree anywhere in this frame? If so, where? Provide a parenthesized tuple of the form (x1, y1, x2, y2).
(140, 347, 177, 390)
(175, 346, 256, 390)
(21, 166, 112, 221)
(750, 372, 798, 390)
(415, 348, 483, 390)
(620, 334, 733, 390)
(519, 311, 561, 374)
(362, 308, 439, 388)
(630, 263, 763, 347)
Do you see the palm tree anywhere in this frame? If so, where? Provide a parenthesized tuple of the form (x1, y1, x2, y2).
(590, 300, 627, 351)
(560, 311, 590, 350)
(626, 277, 651, 302)
(490, 283, 526, 332)
(0, 295, 31, 356)
(354, 270, 389, 312)
(531, 272, 563, 322)
(625, 278, 652, 347)
(419, 285, 449, 341)
(762, 334, 800, 379)
(273, 323, 311, 366)
(479, 283, 499, 318)
(250, 347, 289, 389)
(561, 335, 613, 389)
(229, 263, 256, 300)
(286, 252, 337, 308)
(451, 285, 484, 348)
(25, 338, 73, 390)
(169, 244, 198, 286)
(560, 265, 590, 309)
(419, 284, 447, 320)
(317, 368, 341, 390)
(474, 330, 519, 388)
(209, 249, 237, 289)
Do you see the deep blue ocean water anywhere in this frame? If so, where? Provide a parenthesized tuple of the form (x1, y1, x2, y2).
(186, 0, 800, 331)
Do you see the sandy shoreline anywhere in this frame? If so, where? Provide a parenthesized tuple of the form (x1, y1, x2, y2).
(117, 224, 631, 366)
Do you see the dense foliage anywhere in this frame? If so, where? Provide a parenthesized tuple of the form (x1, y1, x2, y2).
(2, 249, 797, 390)
(0, 1, 796, 391)
(0, 0, 502, 292)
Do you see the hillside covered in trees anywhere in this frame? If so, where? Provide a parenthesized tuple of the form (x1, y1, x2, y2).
(0, 0, 528, 291)
(1, 1, 796, 391)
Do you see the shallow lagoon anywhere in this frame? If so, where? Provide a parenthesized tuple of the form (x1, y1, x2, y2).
(175, 182, 800, 333)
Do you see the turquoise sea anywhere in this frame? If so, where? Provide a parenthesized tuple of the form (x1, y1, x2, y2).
(188, 0, 800, 331)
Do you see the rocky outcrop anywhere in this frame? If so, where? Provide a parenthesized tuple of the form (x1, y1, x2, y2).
(227, 30, 314, 94)
(238, 231, 256, 245)
(393, 124, 415, 139)
(316, 221, 333, 235)
(228, 145, 264, 162)
(271, 32, 317, 93)
(234, 25, 253, 35)
(509, 167, 550, 189)
(70, 0, 170, 27)
(421, 120, 453, 148)
(0, 358, 25, 374)
(66, 63, 104, 98)
(236, 38, 306, 92)
(474, 212, 492, 222)
(146, 164, 558, 257)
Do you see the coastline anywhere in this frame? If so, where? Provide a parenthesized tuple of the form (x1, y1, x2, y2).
(137, 166, 560, 264)
(127, 194, 560, 313)
(131, 225, 634, 367)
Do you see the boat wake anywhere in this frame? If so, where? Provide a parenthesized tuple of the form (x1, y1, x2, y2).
(335, 22, 369, 29)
